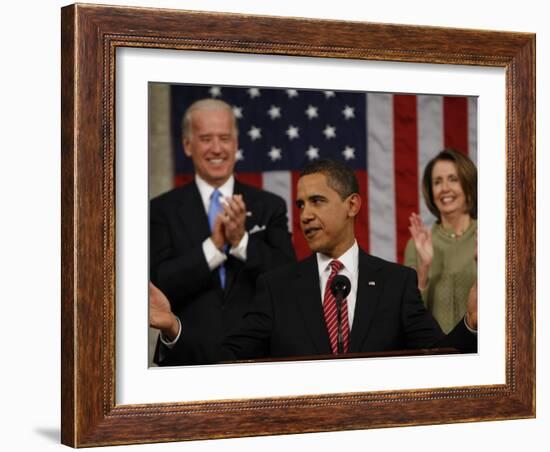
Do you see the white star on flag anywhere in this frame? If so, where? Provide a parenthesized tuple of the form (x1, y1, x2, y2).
(342, 146, 356, 160)
(286, 125, 300, 140)
(173, 86, 477, 266)
(267, 105, 282, 120)
(286, 89, 299, 98)
(305, 105, 319, 119)
(342, 105, 355, 119)
(306, 146, 320, 160)
(247, 126, 262, 141)
(248, 88, 261, 98)
(323, 125, 336, 139)
(209, 86, 222, 98)
(232, 106, 243, 119)
(268, 147, 282, 161)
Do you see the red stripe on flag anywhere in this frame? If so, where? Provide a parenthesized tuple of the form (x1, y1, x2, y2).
(174, 174, 194, 187)
(393, 95, 419, 264)
(354, 169, 369, 253)
(443, 96, 468, 155)
(235, 172, 263, 189)
(291, 171, 312, 261)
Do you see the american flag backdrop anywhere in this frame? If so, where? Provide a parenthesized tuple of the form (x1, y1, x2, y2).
(169, 84, 477, 263)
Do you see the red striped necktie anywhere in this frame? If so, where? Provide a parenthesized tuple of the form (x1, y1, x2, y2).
(323, 260, 349, 354)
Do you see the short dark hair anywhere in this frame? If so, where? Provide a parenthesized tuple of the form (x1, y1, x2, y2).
(422, 149, 478, 221)
(299, 159, 359, 199)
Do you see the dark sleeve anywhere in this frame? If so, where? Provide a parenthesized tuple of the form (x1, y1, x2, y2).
(401, 268, 477, 353)
(153, 326, 196, 366)
(219, 274, 274, 361)
(436, 319, 477, 352)
(149, 199, 213, 307)
(244, 195, 295, 279)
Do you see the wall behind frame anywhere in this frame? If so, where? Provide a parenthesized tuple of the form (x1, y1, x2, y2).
(1, 1, 545, 451)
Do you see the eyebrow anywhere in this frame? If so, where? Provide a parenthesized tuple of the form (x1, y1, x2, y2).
(434, 174, 458, 180)
(295, 194, 327, 205)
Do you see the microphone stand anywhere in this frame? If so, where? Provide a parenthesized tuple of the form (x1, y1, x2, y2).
(335, 292, 343, 354)
(331, 274, 350, 355)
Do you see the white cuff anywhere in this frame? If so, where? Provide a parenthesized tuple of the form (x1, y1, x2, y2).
(202, 237, 228, 270)
(229, 232, 248, 261)
(464, 316, 478, 334)
(159, 316, 182, 349)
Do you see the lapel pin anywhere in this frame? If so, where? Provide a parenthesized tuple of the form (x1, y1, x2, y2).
(368, 281, 376, 286)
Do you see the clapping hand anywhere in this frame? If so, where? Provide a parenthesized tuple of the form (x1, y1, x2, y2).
(466, 229, 478, 330)
(221, 194, 247, 248)
(408, 213, 434, 268)
(466, 279, 478, 331)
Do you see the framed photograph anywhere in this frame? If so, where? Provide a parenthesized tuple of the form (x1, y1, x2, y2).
(146, 81, 479, 369)
(61, 3, 535, 447)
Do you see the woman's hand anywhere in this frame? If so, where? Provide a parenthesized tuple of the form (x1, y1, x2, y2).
(408, 213, 433, 289)
(408, 213, 433, 266)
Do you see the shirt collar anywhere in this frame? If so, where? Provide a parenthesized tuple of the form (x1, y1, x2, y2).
(316, 240, 359, 276)
(195, 174, 235, 210)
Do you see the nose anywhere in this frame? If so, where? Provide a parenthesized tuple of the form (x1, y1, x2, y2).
(300, 204, 315, 224)
(210, 137, 223, 153)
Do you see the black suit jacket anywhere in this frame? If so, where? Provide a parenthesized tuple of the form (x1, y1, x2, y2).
(150, 180, 295, 365)
(220, 249, 476, 361)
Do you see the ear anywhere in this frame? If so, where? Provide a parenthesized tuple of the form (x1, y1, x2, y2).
(182, 136, 192, 157)
(347, 193, 362, 218)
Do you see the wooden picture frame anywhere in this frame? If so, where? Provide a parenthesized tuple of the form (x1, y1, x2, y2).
(61, 3, 535, 447)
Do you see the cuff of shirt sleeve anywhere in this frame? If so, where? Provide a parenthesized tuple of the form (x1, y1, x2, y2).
(464, 316, 478, 334)
(159, 316, 182, 349)
(229, 232, 248, 261)
(203, 237, 228, 270)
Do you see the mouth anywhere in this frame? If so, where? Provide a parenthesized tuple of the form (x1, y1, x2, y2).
(303, 226, 322, 240)
(207, 157, 227, 166)
(439, 195, 456, 205)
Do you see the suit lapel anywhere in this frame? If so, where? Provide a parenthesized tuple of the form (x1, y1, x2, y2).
(177, 182, 210, 244)
(177, 182, 226, 293)
(233, 180, 257, 232)
(296, 255, 332, 355)
(222, 181, 250, 296)
(349, 250, 384, 353)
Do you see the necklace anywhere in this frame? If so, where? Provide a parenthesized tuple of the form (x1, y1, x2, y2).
(438, 221, 471, 239)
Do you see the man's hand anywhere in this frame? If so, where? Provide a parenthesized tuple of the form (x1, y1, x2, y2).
(149, 282, 180, 340)
(465, 280, 478, 331)
(210, 213, 226, 250)
(222, 194, 247, 248)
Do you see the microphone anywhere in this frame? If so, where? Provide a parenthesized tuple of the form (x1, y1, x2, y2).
(331, 275, 351, 299)
(330, 275, 351, 354)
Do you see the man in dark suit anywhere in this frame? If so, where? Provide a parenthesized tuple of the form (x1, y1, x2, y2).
(151, 159, 477, 362)
(149, 98, 295, 365)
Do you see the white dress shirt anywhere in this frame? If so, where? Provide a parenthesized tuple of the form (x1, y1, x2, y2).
(160, 175, 249, 347)
(195, 174, 249, 268)
(316, 241, 359, 330)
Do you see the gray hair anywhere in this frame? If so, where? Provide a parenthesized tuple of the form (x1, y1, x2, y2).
(181, 98, 238, 140)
